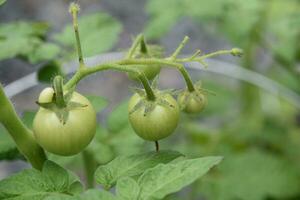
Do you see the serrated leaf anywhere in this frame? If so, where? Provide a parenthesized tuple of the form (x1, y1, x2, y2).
(68, 181, 84, 195)
(116, 177, 140, 200)
(54, 13, 122, 58)
(42, 160, 69, 192)
(0, 160, 82, 199)
(107, 100, 129, 132)
(95, 150, 183, 189)
(85, 95, 108, 113)
(138, 156, 222, 200)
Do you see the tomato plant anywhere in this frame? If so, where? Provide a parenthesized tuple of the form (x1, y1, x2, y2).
(0, 1, 245, 199)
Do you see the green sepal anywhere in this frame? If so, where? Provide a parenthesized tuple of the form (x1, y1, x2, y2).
(63, 87, 75, 103)
(55, 108, 69, 125)
(36, 101, 58, 110)
(144, 102, 155, 116)
(67, 101, 87, 110)
(129, 100, 144, 115)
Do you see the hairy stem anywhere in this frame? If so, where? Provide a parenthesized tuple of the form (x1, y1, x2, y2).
(0, 85, 47, 170)
(170, 36, 189, 60)
(126, 34, 144, 59)
(69, 3, 85, 68)
(53, 76, 66, 108)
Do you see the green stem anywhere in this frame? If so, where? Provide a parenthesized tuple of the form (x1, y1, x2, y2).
(170, 36, 189, 60)
(119, 59, 195, 92)
(138, 74, 156, 101)
(0, 85, 47, 170)
(64, 64, 156, 100)
(53, 76, 66, 108)
(196, 49, 233, 60)
(70, 3, 85, 68)
(140, 35, 148, 54)
(126, 34, 144, 59)
(82, 150, 96, 188)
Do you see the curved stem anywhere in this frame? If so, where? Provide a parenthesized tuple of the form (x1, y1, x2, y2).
(138, 74, 156, 101)
(0, 85, 47, 170)
(64, 64, 156, 100)
(119, 59, 195, 92)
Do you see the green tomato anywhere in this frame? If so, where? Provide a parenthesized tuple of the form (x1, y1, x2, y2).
(128, 64, 161, 81)
(128, 93, 180, 141)
(33, 87, 97, 156)
(178, 90, 207, 114)
(128, 45, 163, 81)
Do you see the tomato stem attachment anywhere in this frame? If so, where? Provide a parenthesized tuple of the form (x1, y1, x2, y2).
(0, 84, 47, 170)
(69, 2, 85, 69)
(155, 141, 159, 152)
(53, 76, 66, 108)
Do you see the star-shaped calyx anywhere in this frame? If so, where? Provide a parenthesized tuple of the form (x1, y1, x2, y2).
(36, 76, 87, 124)
(129, 76, 178, 116)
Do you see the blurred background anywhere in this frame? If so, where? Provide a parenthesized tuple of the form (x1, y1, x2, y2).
(0, 0, 300, 199)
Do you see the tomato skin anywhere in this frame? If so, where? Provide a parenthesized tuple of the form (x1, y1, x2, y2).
(33, 87, 96, 156)
(128, 64, 161, 81)
(178, 90, 207, 114)
(128, 45, 163, 81)
(128, 93, 180, 141)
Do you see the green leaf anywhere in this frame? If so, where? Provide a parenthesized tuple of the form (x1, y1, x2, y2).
(0, 160, 83, 199)
(42, 160, 69, 192)
(0, 125, 21, 161)
(68, 181, 84, 195)
(28, 43, 61, 64)
(200, 150, 300, 200)
(37, 61, 64, 83)
(138, 156, 222, 200)
(0, 22, 49, 61)
(107, 100, 129, 132)
(78, 189, 117, 200)
(95, 150, 183, 189)
(85, 95, 108, 113)
(54, 13, 122, 58)
(0, 0, 6, 6)
(116, 177, 140, 200)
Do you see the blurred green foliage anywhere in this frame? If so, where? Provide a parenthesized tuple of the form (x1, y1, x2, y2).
(0, 0, 300, 199)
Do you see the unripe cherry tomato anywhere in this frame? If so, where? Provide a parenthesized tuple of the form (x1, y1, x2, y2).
(128, 64, 161, 81)
(178, 90, 207, 114)
(128, 93, 180, 141)
(128, 45, 163, 81)
(33, 87, 97, 156)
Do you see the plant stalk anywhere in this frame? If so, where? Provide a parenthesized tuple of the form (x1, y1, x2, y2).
(0, 84, 47, 170)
